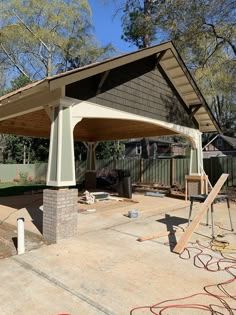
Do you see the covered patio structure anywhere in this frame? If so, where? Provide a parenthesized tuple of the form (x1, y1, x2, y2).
(0, 41, 219, 243)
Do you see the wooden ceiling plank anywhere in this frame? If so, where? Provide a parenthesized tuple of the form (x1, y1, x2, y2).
(0, 89, 61, 121)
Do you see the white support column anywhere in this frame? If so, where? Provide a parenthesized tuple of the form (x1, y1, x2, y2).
(44, 97, 78, 243)
(47, 98, 76, 186)
(85, 142, 98, 170)
(190, 131, 203, 175)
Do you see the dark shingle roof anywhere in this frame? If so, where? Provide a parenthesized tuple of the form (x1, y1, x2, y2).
(221, 135, 236, 149)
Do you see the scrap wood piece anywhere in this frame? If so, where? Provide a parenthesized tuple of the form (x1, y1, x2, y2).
(137, 229, 183, 242)
(173, 173, 229, 254)
(145, 191, 165, 197)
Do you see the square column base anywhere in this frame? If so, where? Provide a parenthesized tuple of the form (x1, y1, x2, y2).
(43, 188, 78, 243)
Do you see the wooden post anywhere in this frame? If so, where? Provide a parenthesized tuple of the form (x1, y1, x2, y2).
(114, 158, 118, 169)
(185, 178, 188, 201)
(140, 158, 144, 183)
(170, 158, 175, 187)
(137, 229, 183, 242)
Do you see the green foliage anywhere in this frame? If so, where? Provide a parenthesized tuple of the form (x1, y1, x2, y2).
(8, 75, 31, 91)
(3, 74, 32, 94)
(1, 135, 50, 164)
(161, 0, 236, 63)
(74, 142, 87, 161)
(0, 0, 114, 84)
(96, 141, 125, 159)
(0, 75, 50, 163)
(19, 171, 28, 183)
(121, 0, 164, 48)
(119, 0, 236, 135)
(31, 138, 49, 162)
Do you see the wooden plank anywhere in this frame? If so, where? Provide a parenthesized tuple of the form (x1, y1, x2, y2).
(137, 229, 183, 242)
(173, 173, 229, 254)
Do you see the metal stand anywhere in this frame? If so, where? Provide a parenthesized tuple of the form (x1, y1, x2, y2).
(188, 194, 234, 237)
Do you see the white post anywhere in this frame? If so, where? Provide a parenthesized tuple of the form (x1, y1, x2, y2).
(17, 218, 25, 255)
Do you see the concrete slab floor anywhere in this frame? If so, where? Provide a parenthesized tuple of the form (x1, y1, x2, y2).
(0, 194, 235, 314)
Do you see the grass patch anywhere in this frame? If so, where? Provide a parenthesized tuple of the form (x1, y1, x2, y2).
(0, 183, 47, 197)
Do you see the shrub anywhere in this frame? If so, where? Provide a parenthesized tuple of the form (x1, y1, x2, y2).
(28, 176, 33, 182)
(19, 172, 28, 184)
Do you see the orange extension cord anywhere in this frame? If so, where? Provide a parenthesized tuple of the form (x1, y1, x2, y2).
(130, 240, 236, 315)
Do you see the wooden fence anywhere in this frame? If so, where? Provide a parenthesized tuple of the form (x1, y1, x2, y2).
(82, 158, 190, 187)
(0, 156, 235, 187)
(0, 163, 47, 183)
(204, 156, 236, 187)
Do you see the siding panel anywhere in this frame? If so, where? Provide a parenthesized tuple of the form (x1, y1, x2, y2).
(66, 57, 196, 129)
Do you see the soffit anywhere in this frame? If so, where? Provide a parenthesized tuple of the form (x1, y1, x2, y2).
(159, 48, 218, 132)
(0, 110, 178, 141)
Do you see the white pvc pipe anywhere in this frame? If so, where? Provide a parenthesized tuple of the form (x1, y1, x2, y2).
(17, 218, 25, 255)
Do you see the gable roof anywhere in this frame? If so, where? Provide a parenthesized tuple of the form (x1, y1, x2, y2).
(123, 138, 173, 145)
(123, 137, 186, 145)
(203, 134, 236, 150)
(221, 135, 236, 149)
(0, 41, 219, 133)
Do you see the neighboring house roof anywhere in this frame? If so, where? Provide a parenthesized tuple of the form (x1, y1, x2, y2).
(221, 135, 236, 149)
(123, 137, 187, 146)
(0, 41, 219, 133)
(203, 134, 236, 151)
(123, 137, 173, 144)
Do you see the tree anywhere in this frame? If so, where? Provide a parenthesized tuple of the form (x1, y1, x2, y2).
(0, 1, 115, 162)
(161, 0, 236, 64)
(0, 0, 113, 84)
(119, 0, 236, 134)
(121, 0, 166, 48)
(160, 0, 236, 134)
(96, 141, 125, 159)
(0, 75, 50, 163)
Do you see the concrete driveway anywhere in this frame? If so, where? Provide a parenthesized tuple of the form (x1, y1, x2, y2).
(0, 194, 235, 314)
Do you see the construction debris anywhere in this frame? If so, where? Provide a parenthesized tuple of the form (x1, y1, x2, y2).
(145, 191, 165, 197)
(79, 191, 96, 204)
(90, 192, 109, 200)
(173, 173, 229, 254)
(128, 209, 139, 218)
(86, 209, 97, 213)
(79, 191, 115, 204)
(137, 229, 183, 242)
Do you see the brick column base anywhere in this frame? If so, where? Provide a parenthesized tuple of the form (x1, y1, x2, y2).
(43, 188, 78, 243)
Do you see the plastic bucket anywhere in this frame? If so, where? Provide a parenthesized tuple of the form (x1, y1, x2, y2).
(128, 209, 139, 218)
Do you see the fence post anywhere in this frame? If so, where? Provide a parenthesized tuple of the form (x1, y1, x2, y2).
(34, 163, 36, 180)
(16, 164, 18, 180)
(210, 157, 213, 185)
(170, 158, 175, 187)
(114, 159, 118, 169)
(140, 159, 144, 183)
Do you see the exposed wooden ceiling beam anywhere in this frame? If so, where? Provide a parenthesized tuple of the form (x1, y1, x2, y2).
(43, 105, 53, 121)
(189, 104, 202, 117)
(96, 70, 110, 95)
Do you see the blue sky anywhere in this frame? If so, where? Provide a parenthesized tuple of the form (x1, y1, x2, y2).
(88, 0, 136, 54)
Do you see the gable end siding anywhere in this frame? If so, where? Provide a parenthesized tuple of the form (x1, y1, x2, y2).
(66, 57, 197, 129)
